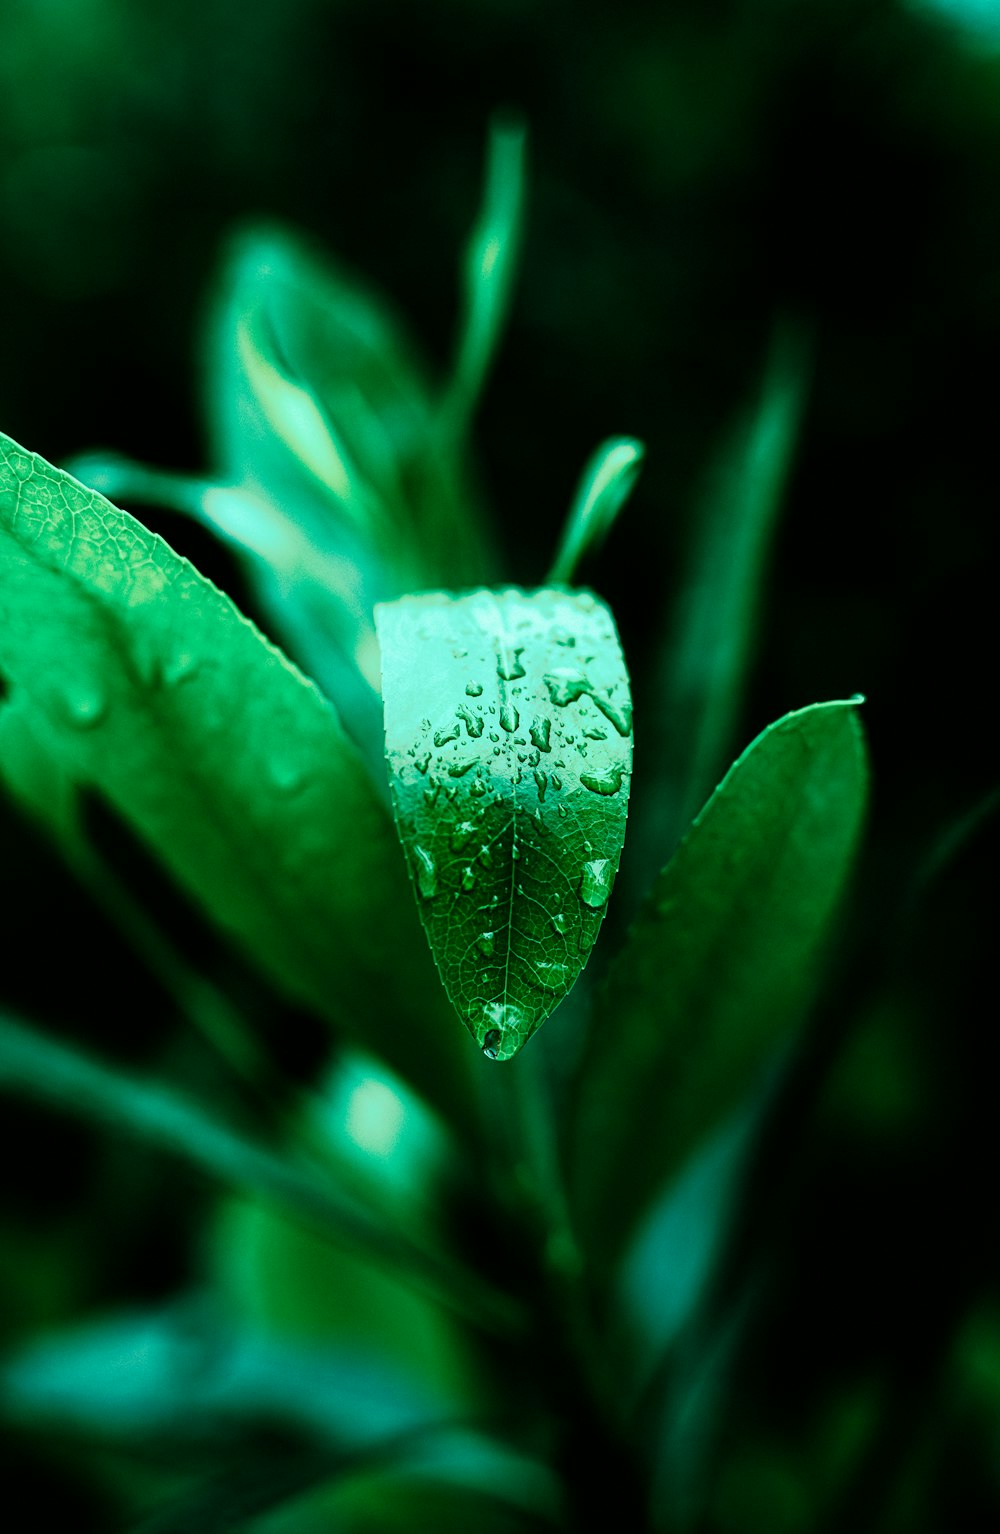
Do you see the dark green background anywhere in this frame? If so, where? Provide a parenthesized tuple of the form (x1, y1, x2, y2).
(2, 0, 998, 1528)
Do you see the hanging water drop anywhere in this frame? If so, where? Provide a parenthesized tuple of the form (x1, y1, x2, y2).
(482, 1029, 502, 1060)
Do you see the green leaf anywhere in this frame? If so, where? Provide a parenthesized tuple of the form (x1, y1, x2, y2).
(571, 698, 868, 1266)
(547, 436, 645, 586)
(0, 430, 473, 1131)
(634, 323, 811, 876)
(441, 115, 527, 437)
(204, 224, 492, 596)
(376, 588, 633, 1061)
(0, 1012, 513, 1334)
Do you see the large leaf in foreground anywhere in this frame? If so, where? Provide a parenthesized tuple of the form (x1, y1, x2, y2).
(377, 589, 633, 1061)
(571, 698, 867, 1265)
(0, 431, 470, 1129)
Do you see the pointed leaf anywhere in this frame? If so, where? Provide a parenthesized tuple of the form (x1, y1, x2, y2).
(204, 225, 491, 594)
(0, 430, 473, 1132)
(547, 436, 645, 586)
(633, 323, 811, 881)
(572, 698, 868, 1265)
(442, 115, 527, 436)
(377, 589, 633, 1061)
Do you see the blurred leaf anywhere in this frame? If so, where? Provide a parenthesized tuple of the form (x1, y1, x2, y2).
(210, 1051, 484, 1410)
(376, 588, 633, 1060)
(571, 698, 868, 1267)
(441, 115, 527, 437)
(0, 1014, 513, 1334)
(0, 431, 473, 1129)
(614, 1099, 762, 1403)
(1, 1305, 560, 1532)
(65, 450, 388, 776)
(547, 437, 645, 586)
(0, 1305, 445, 1448)
(636, 324, 811, 876)
(201, 226, 491, 716)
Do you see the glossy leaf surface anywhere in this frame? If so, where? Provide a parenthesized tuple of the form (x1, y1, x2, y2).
(572, 698, 868, 1264)
(0, 431, 472, 1130)
(377, 588, 633, 1061)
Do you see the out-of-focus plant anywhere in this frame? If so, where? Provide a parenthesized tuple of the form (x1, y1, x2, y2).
(0, 120, 883, 1532)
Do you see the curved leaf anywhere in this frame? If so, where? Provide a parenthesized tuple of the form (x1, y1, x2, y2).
(0, 430, 473, 1132)
(571, 698, 868, 1265)
(377, 588, 633, 1061)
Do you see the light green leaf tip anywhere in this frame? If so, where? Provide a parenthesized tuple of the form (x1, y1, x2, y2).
(376, 588, 633, 1061)
(547, 436, 645, 586)
(443, 114, 527, 434)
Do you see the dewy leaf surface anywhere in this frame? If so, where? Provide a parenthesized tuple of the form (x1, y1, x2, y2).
(0, 431, 472, 1132)
(571, 698, 868, 1266)
(377, 589, 633, 1061)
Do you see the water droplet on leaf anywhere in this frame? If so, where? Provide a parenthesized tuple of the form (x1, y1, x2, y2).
(580, 858, 612, 909)
(413, 845, 438, 899)
(580, 764, 625, 796)
(592, 692, 633, 737)
(544, 668, 590, 707)
(61, 682, 107, 729)
(476, 930, 495, 957)
(500, 703, 519, 732)
(434, 722, 460, 747)
(465, 681, 484, 697)
(497, 647, 526, 681)
(529, 716, 552, 753)
(456, 704, 484, 738)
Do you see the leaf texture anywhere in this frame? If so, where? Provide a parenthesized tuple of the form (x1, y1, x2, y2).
(571, 698, 868, 1265)
(377, 588, 633, 1061)
(0, 430, 472, 1132)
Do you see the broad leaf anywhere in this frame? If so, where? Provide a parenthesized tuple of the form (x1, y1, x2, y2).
(377, 589, 633, 1061)
(571, 698, 868, 1265)
(0, 431, 473, 1132)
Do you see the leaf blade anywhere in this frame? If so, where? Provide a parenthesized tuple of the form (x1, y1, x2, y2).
(571, 697, 868, 1265)
(377, 588, 633, 1061)
(0, 430, 473, 1131)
